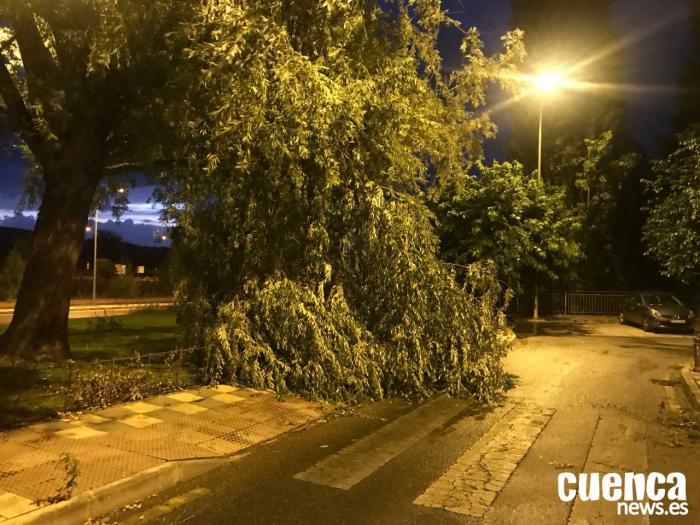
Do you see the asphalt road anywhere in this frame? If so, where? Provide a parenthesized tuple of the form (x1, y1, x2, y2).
(109, 320, 700, 525)
(0, 299, 172, 324)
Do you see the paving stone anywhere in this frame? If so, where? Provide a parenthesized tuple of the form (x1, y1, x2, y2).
(123, 401, 162, 414)
(210, 393, 245, 404)
(167, 402, 208, 415)
(0, 385, 324, 508)
(55, 426, 107, 440)
(95, 406, 134, 419)
(80, 414, 112, 425)
(199, 438, 245, 455)
(167, 391, 203, 403)
(0, 491, 38, 519)
(118, 414, 163, 429)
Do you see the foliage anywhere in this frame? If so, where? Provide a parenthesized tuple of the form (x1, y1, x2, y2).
(546, 131, 638, 287)
(0, 246, 26, 300)
(434, 162, 582, 293)
(0, 0, 198, 358)
(164, 0, 524, 401)
(34, 453, 79, 505)
(67, 350, 197, 410)
(105, 275, 140, 298)
(643, 129, 700, 284)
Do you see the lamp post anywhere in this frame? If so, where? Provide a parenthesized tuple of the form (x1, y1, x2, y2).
(92, 209, 98, 302)
(88, 187, 126, 303)
(531, 71, 563, 318)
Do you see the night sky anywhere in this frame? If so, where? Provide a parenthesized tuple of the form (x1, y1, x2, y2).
(0, 0, 694, 245)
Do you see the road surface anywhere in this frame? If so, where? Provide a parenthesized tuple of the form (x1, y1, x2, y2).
(109, 319, 700, 524)
(0, 298, 172, 324)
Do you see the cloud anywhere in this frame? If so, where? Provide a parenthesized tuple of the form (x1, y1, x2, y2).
(0, 212, 172, 247)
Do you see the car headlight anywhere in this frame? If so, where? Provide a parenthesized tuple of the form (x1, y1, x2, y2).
(650, 308, 663, 319)
(689, 310, 695, 319)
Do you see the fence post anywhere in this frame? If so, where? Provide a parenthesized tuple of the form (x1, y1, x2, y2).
(64, 361, 73, 412)
(564, 291, 568, 315)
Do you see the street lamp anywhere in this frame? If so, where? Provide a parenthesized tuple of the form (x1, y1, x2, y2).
(89, 187, 126, 303)
(533, 71, 564, 181)
(530, 71, 564, 320)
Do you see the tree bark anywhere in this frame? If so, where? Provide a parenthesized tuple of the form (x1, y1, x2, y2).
(0, 162, 99, 360)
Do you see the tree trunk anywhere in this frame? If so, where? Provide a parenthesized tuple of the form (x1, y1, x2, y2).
(0, 164, 99, 360)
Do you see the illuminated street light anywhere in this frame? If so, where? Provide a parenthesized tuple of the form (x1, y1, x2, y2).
(530, 70, 565, 321)
(535, 72, 563, 93)
(531, 70, 566, 181)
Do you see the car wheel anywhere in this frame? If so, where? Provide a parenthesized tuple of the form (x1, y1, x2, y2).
(619, 313, 625, 325)
(642, 318, 651, 332)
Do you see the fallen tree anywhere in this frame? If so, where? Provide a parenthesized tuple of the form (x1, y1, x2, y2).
(161, 0, 524, 401)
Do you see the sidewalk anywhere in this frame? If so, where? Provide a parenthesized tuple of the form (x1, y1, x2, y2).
(0, 385, 327, 523)
(680, 364, 700, 411)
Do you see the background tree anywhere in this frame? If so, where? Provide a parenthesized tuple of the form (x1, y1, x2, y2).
(508, 0, 647, 290)
(674, 0, 700, 132)
(0, 1, 193, 359)
(162, 0, 525, 400)
(434, 161, 581, 299)
(643, 129, 700, 285)
(546, 131, 638, 287)
(0, 244, 26, 300)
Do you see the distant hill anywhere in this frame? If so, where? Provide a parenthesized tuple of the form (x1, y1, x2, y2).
(0, 226, 170, 272)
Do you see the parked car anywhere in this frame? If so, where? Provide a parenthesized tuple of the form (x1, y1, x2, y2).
(619, 292, 695, 332)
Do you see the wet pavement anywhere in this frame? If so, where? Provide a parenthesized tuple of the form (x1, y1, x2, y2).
(108, 319, 700, 525)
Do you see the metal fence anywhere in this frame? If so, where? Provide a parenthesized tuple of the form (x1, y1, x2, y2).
(510, 292, 700, 316)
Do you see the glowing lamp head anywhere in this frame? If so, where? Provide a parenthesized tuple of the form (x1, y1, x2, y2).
(535, 72, 562, 93)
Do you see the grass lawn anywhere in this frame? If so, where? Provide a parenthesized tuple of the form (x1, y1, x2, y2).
(0, 309, 186, 428)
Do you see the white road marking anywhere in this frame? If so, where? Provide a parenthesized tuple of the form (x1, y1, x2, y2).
(414, 406, 554, 517)
(294, 397, 467, 490)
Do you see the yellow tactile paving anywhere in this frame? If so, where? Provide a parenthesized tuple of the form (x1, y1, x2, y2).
(0, 491, 38, 519)
(55, 426, 107, 440)
(123, 401, 162, 414)
(167, 391, 203, 403)
(119, 414, 164, 429)
(168, 403, 208, 415)
(210, 393, 245, 404)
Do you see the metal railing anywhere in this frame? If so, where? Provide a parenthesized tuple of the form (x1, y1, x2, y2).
(510, 292, 700, 316)
(2, 346, 210, 428)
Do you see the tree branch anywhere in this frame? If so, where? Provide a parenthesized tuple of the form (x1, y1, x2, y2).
(7, 7, 66, 139)
(0, 60, 49, 164)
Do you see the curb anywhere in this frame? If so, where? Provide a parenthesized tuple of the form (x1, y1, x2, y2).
(6, 456, 230, 525)
(680, 364, 700, 411)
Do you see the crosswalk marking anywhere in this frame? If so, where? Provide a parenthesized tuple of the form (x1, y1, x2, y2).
(568, 415, 648, 525)
(414, 406, 554, 518)
(294, 397, 468, 490)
